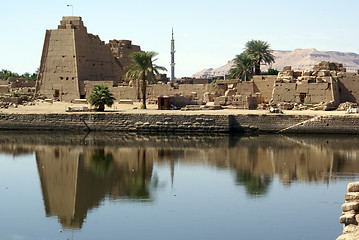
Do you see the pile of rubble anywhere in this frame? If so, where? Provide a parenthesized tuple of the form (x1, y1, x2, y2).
(277, 61, 346, 84)
(0, 94, 36, 109)
(213, 90, 260, 110)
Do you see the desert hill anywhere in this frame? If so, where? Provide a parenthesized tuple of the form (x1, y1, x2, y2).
(192, 49, 359, 78)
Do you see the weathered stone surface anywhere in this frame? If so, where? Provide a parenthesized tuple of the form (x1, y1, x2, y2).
(342, 202, 359, 212)
(340, 212, 357, 225)
(348, 182, 359, 192)
(302, 70, 312, 76)
(225, 89, 236, 97)
(119, 99, 133, 105)
(337, 231, 359, 240)
(214, 96, 227, 106)
(345, 192, 359, 201)
(343, 224, 359, 234)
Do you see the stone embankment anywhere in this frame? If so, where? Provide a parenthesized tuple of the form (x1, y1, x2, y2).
(337, 182, 359, 240)
(0, 112, 358, 133)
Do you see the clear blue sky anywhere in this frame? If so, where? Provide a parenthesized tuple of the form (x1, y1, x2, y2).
(2, 0, 359, 77)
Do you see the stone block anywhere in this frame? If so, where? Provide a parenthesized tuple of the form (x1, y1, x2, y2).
(72, 99, 88, 104)
(283, 78, 294, 83)
(346, 108, 359, 114)
(343, 224, 359, 234)
(340, 212, 357, 225)
(293, 71, 302, 78)
(345, 192, 359, 201)
(318, 70, 330, 77)
(66, 106, 89, 112)
(119, 99, 133, 104)
(225, 89, 236, 97)
(191, 92, 198, 97)
(203, 92, 210, 103)
(283, 66, 292, 71)
(303, 70, 312, 76)
(303, 76, 317, 82)
(299, 80, 308, 84)
(348, 182, 359, 192)
(316, 77, 324, 83)
(278, 71, 293, 78)
(214, 96, 227, 106)
(342, 202, 359, 212)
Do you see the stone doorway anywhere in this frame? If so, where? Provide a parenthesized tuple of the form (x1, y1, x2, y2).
(299, 93, 306, 103)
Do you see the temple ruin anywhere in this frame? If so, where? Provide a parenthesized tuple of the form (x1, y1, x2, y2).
(34, 17, 359, 111)
(36, 16, 141, 101)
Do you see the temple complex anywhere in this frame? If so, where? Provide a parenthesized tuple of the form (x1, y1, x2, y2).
(34, 16, 359, 112)
(36, 16, 140, 101)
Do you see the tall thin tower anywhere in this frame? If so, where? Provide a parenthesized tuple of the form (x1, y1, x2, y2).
(170, 28, 175, 81)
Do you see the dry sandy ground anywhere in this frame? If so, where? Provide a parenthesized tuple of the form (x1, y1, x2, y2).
(0, 100, 352, 116)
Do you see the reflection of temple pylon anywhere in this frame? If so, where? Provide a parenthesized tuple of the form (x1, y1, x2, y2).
(36, 148, 82, 228)
(36, 146, 154, 229)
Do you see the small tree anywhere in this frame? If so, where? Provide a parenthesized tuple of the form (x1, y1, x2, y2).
(89, 84, 115, 111)
(267, 68, 279, 75)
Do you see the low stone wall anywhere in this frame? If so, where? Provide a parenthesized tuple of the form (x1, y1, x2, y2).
(0, 112, 359, 133)
(337, 182, 359, 240)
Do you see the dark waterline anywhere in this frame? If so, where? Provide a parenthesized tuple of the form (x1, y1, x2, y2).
(0, 132, 358, 240)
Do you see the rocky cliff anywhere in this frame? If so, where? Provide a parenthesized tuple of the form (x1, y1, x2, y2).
(193, 49, 359, 78)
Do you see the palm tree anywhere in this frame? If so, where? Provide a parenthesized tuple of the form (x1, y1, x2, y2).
(229, 52, 255, 81)
(245, 40, 275, 75)
(88, 84, 115, 111)
(125, 51, 167, 109)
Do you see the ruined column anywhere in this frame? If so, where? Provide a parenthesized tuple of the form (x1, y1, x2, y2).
(337, 182, 359, 240)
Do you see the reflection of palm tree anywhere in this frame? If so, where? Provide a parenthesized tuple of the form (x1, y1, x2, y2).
(90, 149, 114, 177)
(236, 170, 271, 197)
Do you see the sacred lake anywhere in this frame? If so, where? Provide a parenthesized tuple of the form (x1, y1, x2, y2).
(0, 131, 358, 240)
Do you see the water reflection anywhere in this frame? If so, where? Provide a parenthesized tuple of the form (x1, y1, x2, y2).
(35, 146, 153, 229)
(0, 132, 359, 230)
(236, 170, 272, 196)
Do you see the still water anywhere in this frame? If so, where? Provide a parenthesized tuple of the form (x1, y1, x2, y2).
(0, 132, 358, 240)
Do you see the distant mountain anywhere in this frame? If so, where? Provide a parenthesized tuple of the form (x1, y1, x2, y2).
(192, 49, 359, 78)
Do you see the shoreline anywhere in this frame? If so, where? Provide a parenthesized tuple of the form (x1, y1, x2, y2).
(0, 102, 358, 133)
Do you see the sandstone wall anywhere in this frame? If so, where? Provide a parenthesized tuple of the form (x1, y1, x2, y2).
(81, 83, 209, 102)
(75, 30, 116, 91)
(84, 84, 210, 102)
(107, 40, 141, 83)
(236, 82, 254, 96)
(253, 75, 277, 102)
(338, 72, 359, 103)
(0, 112, 358, 133)
(36, 17, 118, 102)
(148, 84, 210, 101)
(272, 81, 337, 104)
(219, 76, 277, 104)
(36, 28, 80, 101)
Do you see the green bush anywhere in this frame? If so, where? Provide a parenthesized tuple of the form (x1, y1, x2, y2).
(267, 68, 279, 75)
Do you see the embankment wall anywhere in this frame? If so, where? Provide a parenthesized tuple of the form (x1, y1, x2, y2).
(0, 112, 359, 134)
